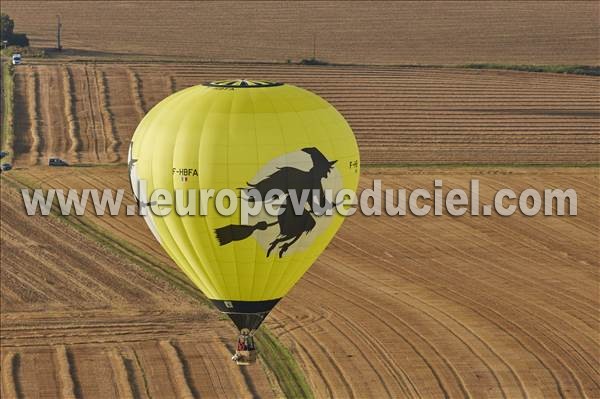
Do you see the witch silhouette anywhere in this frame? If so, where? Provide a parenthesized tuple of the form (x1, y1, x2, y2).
(215, 147, 337, 258)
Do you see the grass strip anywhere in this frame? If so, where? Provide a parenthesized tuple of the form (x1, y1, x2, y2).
(255, 328, 314, 399)
(1, 60, 15, 163)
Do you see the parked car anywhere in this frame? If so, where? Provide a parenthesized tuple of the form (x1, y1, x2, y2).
(1, 163, 12, 171)
(49, 158, 69, 166)
(11, 54, 22, 65)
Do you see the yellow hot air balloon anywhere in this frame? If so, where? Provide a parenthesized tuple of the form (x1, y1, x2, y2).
(129, 79, 359, 363)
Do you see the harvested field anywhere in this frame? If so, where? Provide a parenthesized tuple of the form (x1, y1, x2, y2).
(10, 62, 600, 166)
(7, 165, 599, 398)
(2, 1, 599, 65)
(0, 178, 276, 398)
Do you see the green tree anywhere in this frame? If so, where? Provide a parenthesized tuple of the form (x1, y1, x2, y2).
(1, 13, 15, 41)
(1, 13, 28, 47)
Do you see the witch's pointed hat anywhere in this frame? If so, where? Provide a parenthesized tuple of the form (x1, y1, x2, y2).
(302, 147, 337, 171)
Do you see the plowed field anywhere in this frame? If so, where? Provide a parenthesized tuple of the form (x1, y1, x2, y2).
(2, 1, 599, 65)
(10, 62, 600, 166)
(1, 12, 599, 394)
(4, 165, 598, 398)
(0, 178, 276, 398)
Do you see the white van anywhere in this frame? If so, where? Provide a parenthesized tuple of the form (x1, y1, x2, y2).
(11, 54, 22, 65)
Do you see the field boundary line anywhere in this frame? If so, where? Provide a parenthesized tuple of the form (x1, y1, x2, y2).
(19, 55, 600, 76)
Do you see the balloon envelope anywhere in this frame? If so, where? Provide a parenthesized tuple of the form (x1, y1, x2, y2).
(129, 79, 360, 332)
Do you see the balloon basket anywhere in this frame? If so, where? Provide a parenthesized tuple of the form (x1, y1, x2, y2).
(232, 333, 257, 365)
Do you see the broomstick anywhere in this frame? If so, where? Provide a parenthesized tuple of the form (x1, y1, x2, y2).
(215, 221, 278, 246)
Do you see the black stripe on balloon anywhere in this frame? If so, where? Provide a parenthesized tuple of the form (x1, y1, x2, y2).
(211, 298, 281, 314)
(227, 312, 269, 332)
